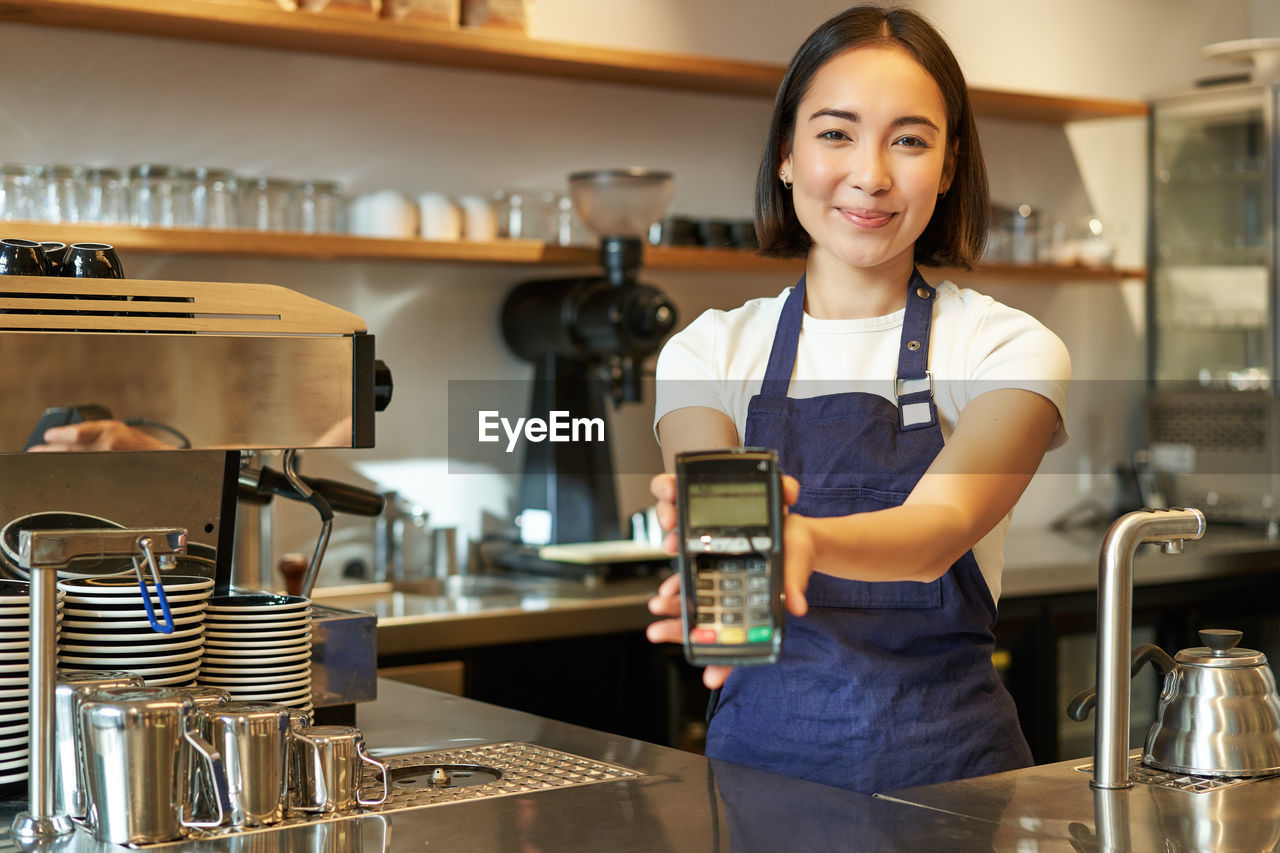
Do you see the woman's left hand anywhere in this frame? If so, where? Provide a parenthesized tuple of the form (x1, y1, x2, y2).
(645, 473, 811, 688)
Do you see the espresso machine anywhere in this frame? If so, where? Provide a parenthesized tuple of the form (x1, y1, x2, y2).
(500, 169, 678, 546)
(0, 273, 392, 839)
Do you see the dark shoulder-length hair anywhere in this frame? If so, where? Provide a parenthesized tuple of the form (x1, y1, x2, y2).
(755, 5, 988, 269)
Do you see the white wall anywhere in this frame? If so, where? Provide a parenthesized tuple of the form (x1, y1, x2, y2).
(0, 0, 1271, 584)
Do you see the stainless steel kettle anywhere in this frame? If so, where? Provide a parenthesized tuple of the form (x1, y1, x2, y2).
(1069, 628, 1280, 777)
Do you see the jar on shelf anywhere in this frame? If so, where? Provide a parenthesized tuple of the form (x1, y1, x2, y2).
(0, 164, 36, 222)
(191, 168, 241, 230)
(494, 189, 545, 240)
(243, 177, 298, 232)
(1010, 203, 1039, 263)
(128, 164, 191, 228)
(986, 202, 1039, 263)
(39, 165, 87, 224)
(298, 180, 344, 233)
(538, 191, 588, 246)
(83, 167, 128, 224)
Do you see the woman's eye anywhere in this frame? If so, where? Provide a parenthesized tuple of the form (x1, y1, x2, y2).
(818, 129, 850, 141)
(894, 135, 930, 149)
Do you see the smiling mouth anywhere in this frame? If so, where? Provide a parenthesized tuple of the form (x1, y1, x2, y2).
(838, 208, 896, 228)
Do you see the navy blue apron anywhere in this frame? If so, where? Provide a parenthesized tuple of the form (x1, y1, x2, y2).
(704, 269, 1032, 794)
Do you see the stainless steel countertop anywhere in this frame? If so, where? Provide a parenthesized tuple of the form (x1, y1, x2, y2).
(312, 526, 1280, 655)
(311, 574, 661, 655)
(999, 524, 1280, 598)
(0, 680, 1068, 851)
(1, 681, 1273, 850)
(881, 748, 1280, 851)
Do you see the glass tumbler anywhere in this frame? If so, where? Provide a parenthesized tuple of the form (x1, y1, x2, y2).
(0, 164, 34, 221)
(243, 177, 297, 232)
(298, 180, 343, 233)
(129, 164, 190, 228)
(40, 165, 87, 223)
(82, 167, 128, 224)
(191, 168, 240, 229)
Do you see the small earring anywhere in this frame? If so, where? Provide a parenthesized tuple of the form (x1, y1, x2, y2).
(779, 170, 792, 189)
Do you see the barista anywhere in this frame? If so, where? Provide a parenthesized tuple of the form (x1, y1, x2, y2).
(644, 6, 1070, 794)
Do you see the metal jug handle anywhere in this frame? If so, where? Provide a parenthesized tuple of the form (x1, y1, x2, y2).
(355, 741, 390, 807)
(132, 536, 175, 634)
(290, 730, 328, 812)
(179, 729, 231, 829)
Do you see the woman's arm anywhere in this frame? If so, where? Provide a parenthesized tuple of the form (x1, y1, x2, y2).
(799, 387, 1060, 583)
(655, 405, 740, 472)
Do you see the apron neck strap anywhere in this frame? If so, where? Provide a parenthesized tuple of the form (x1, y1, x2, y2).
(756, 268, 940, 433)
(895, 269, 938, 431)
(758, 274, 806, 399)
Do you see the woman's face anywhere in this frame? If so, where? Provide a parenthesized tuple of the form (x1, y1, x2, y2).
(781, 45, 954, 277)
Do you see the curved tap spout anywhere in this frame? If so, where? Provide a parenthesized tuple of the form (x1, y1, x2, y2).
(1093, 508, 1206, 789)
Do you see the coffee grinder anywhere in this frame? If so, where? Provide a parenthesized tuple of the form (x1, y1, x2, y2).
(501, 169, 678, 545)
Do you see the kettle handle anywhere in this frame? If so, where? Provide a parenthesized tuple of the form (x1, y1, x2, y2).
(1066, 644, 1177, 722)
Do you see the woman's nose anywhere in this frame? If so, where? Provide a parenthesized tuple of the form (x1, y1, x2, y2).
(848, 148, 891, 195)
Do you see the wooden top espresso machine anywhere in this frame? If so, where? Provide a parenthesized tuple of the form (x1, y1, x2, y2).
(0, 275, 392, 840)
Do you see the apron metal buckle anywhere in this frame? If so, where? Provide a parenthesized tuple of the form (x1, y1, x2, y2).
(895, 372, 936, 431)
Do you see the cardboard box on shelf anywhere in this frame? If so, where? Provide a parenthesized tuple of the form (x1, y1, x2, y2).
(382, 0, 460, 28)
(460, 0, 530, 33)
(297, 0, 383, 19)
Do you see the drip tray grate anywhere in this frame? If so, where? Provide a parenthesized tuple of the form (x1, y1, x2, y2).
(0, 743, 644, 848)
(165, 742, 645, 845)
(1075, 756, 1278, 793)
(366, 740, 645, 810)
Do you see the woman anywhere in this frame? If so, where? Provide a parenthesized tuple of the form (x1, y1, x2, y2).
(645, 6, 1070, 794)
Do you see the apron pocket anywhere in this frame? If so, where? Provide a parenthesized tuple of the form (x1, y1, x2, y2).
(805, 572, 942, 609)
(794, 485, 942, 610)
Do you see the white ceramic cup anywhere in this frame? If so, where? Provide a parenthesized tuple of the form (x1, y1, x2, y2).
(457, 194, 497, 241)
(348, 191, 419, 239)
(417, 192, 463, 241)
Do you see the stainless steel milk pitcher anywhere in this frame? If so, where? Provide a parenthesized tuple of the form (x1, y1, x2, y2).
(78, 687, 230, 845)
(53, 670, 144, 820)
(290, 725, 389, 814)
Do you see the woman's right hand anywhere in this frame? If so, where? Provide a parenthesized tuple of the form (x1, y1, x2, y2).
(26, 420, 174, 452)
(643, 471, 809, 690)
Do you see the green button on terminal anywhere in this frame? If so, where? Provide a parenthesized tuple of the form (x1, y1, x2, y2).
(748, 626, 773, 643)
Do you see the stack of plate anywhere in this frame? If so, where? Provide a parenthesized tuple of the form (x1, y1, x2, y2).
(196, 594, 312, 711)
(57, 574, 213, 687)
(0, 579, 63, 787)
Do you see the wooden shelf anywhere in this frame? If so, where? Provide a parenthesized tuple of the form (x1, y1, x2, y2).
(2, 221, 1145, 280)
(0, 0, 1150, 121)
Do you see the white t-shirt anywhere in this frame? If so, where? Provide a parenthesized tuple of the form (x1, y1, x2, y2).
(653, 280, 1071, 602)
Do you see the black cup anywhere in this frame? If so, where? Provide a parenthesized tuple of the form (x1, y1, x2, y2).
(58, 242, 124, 279)
(41, 242, 67, 274)
(0, 237, 50, 275)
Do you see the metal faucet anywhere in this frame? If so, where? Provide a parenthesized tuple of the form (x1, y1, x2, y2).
(1092, 507, 1205, 789)
(11, 527, 186, 842)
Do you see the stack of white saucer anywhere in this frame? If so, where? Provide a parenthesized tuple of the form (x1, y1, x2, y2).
(196, 594, 312, 712)
(57, 574, 213, 687)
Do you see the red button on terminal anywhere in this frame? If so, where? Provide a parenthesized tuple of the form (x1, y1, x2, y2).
(691, 628, 718, 645)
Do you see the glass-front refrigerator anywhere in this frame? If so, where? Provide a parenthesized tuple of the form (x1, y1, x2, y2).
(1146, 82, 1278, 524)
